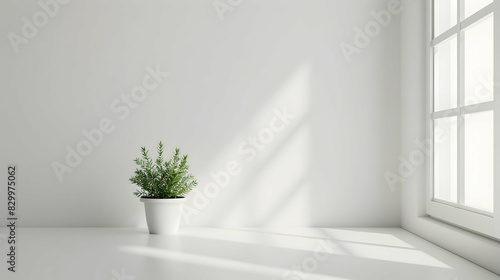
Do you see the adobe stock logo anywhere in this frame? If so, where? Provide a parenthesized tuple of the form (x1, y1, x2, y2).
(111, 267, 136, 280)
(339, 0, 402, 63)
(384, 75, 496, 192)
(7, 0, 71, 54)
(213, 0, 243, 21)
(282, 237, 338, 280)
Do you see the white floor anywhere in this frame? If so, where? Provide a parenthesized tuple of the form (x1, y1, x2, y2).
(0, 227, 498, 280)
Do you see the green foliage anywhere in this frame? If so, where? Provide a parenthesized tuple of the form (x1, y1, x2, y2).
(130, 142, 198, 198)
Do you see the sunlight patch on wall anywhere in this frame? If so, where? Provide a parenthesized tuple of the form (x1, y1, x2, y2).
(183, 61, 312, 226)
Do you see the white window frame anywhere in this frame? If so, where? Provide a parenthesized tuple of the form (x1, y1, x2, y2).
(426, 0, 500, 239)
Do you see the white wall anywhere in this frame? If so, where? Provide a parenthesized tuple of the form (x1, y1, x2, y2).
(400, 0, 500, 275)
(0, 0, 400, 228)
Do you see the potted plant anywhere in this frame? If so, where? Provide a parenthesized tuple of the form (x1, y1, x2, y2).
(130, 141, 197, 234)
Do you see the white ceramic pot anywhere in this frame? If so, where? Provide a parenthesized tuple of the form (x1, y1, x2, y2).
(140, 197, 185, 234)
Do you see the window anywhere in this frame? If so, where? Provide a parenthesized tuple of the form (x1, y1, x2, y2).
(428, 0, 500, 239)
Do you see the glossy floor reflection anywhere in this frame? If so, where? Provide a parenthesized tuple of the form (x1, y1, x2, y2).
(0, 227, 498, 280)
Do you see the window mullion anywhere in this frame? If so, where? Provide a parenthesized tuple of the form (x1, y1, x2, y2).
(457, 0, 466, 205)
(460, 101, 495, 114)
(459, 0, 465, 22)
(432, 25, 460, 46)
(432, 108, 460, 119)
(457, 116, 465, 204)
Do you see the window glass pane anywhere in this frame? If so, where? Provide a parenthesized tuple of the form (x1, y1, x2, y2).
(434, 36, 458, 112)
(434, 0, 457, 37)
(464, 15, 494, 106)
(464, 0, 493, 19)
(434, 117, 458, 203)
(464, 111, 494, 212)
